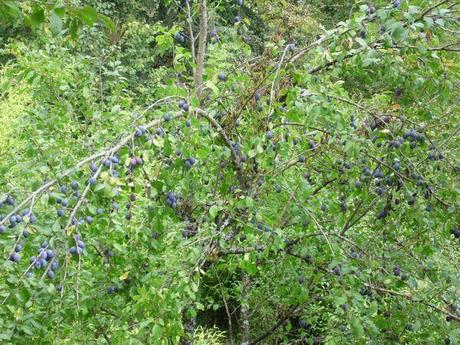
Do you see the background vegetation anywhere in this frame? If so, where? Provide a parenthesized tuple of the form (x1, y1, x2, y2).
(0, 0, 459, 344)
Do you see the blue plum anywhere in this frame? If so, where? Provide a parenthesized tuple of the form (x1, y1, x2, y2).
(51, 260, 59, 270)
(218, 73, 227, 81)
(6, 195, 15, 206)
(174, 32, 185, 44)
(10, 253, 20, 262)
(90, 162, 98, 172)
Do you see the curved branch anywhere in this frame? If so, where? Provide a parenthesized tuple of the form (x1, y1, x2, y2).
(0, 101, 182, 227)
(366, 284, 460, 323)
(195, 108, 241, 170)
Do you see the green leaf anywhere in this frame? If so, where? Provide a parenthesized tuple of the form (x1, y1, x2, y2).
(241, 260, 257, 275)
(76, 6, 98, 26)
(205, 80, 219, 95)
(355, 37, 367, 47)
(69, 18, 79, 39)
(151, 324, 162, 338)
(97, 14, 115, 32)
(369, 301, 378, 316)
(209, 205, 219, 219)
(335, 296, 347, 306)
(49, 9, 63, 34)
(389, 22, 407, 41)
(53, 7, 65, 17)
(351, 317, 364, 337)
(29, 8, 45, 28)
(0, 0, 21, 20)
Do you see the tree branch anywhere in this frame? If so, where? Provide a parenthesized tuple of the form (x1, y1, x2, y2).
(0, 99, 178, 228)
(366, 284, 460, 323)
(249, 305, 301, 345)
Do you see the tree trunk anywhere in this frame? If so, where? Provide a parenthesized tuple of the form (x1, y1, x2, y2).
(241, 274, 250, 345)
(181, 308, 196, 345)
(193, 0, 207, 101)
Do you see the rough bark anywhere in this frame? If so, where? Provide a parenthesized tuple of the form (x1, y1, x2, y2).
(241, 274, 250, 345)
(181, 308, 196, 345)
(193, 0, 207, 101)
(185, 0, 196, 63)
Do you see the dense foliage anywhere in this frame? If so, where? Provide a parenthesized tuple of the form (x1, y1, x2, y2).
(0, 0, 459, 344)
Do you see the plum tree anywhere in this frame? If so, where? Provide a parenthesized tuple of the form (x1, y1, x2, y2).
(0, 0, 458, 344)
